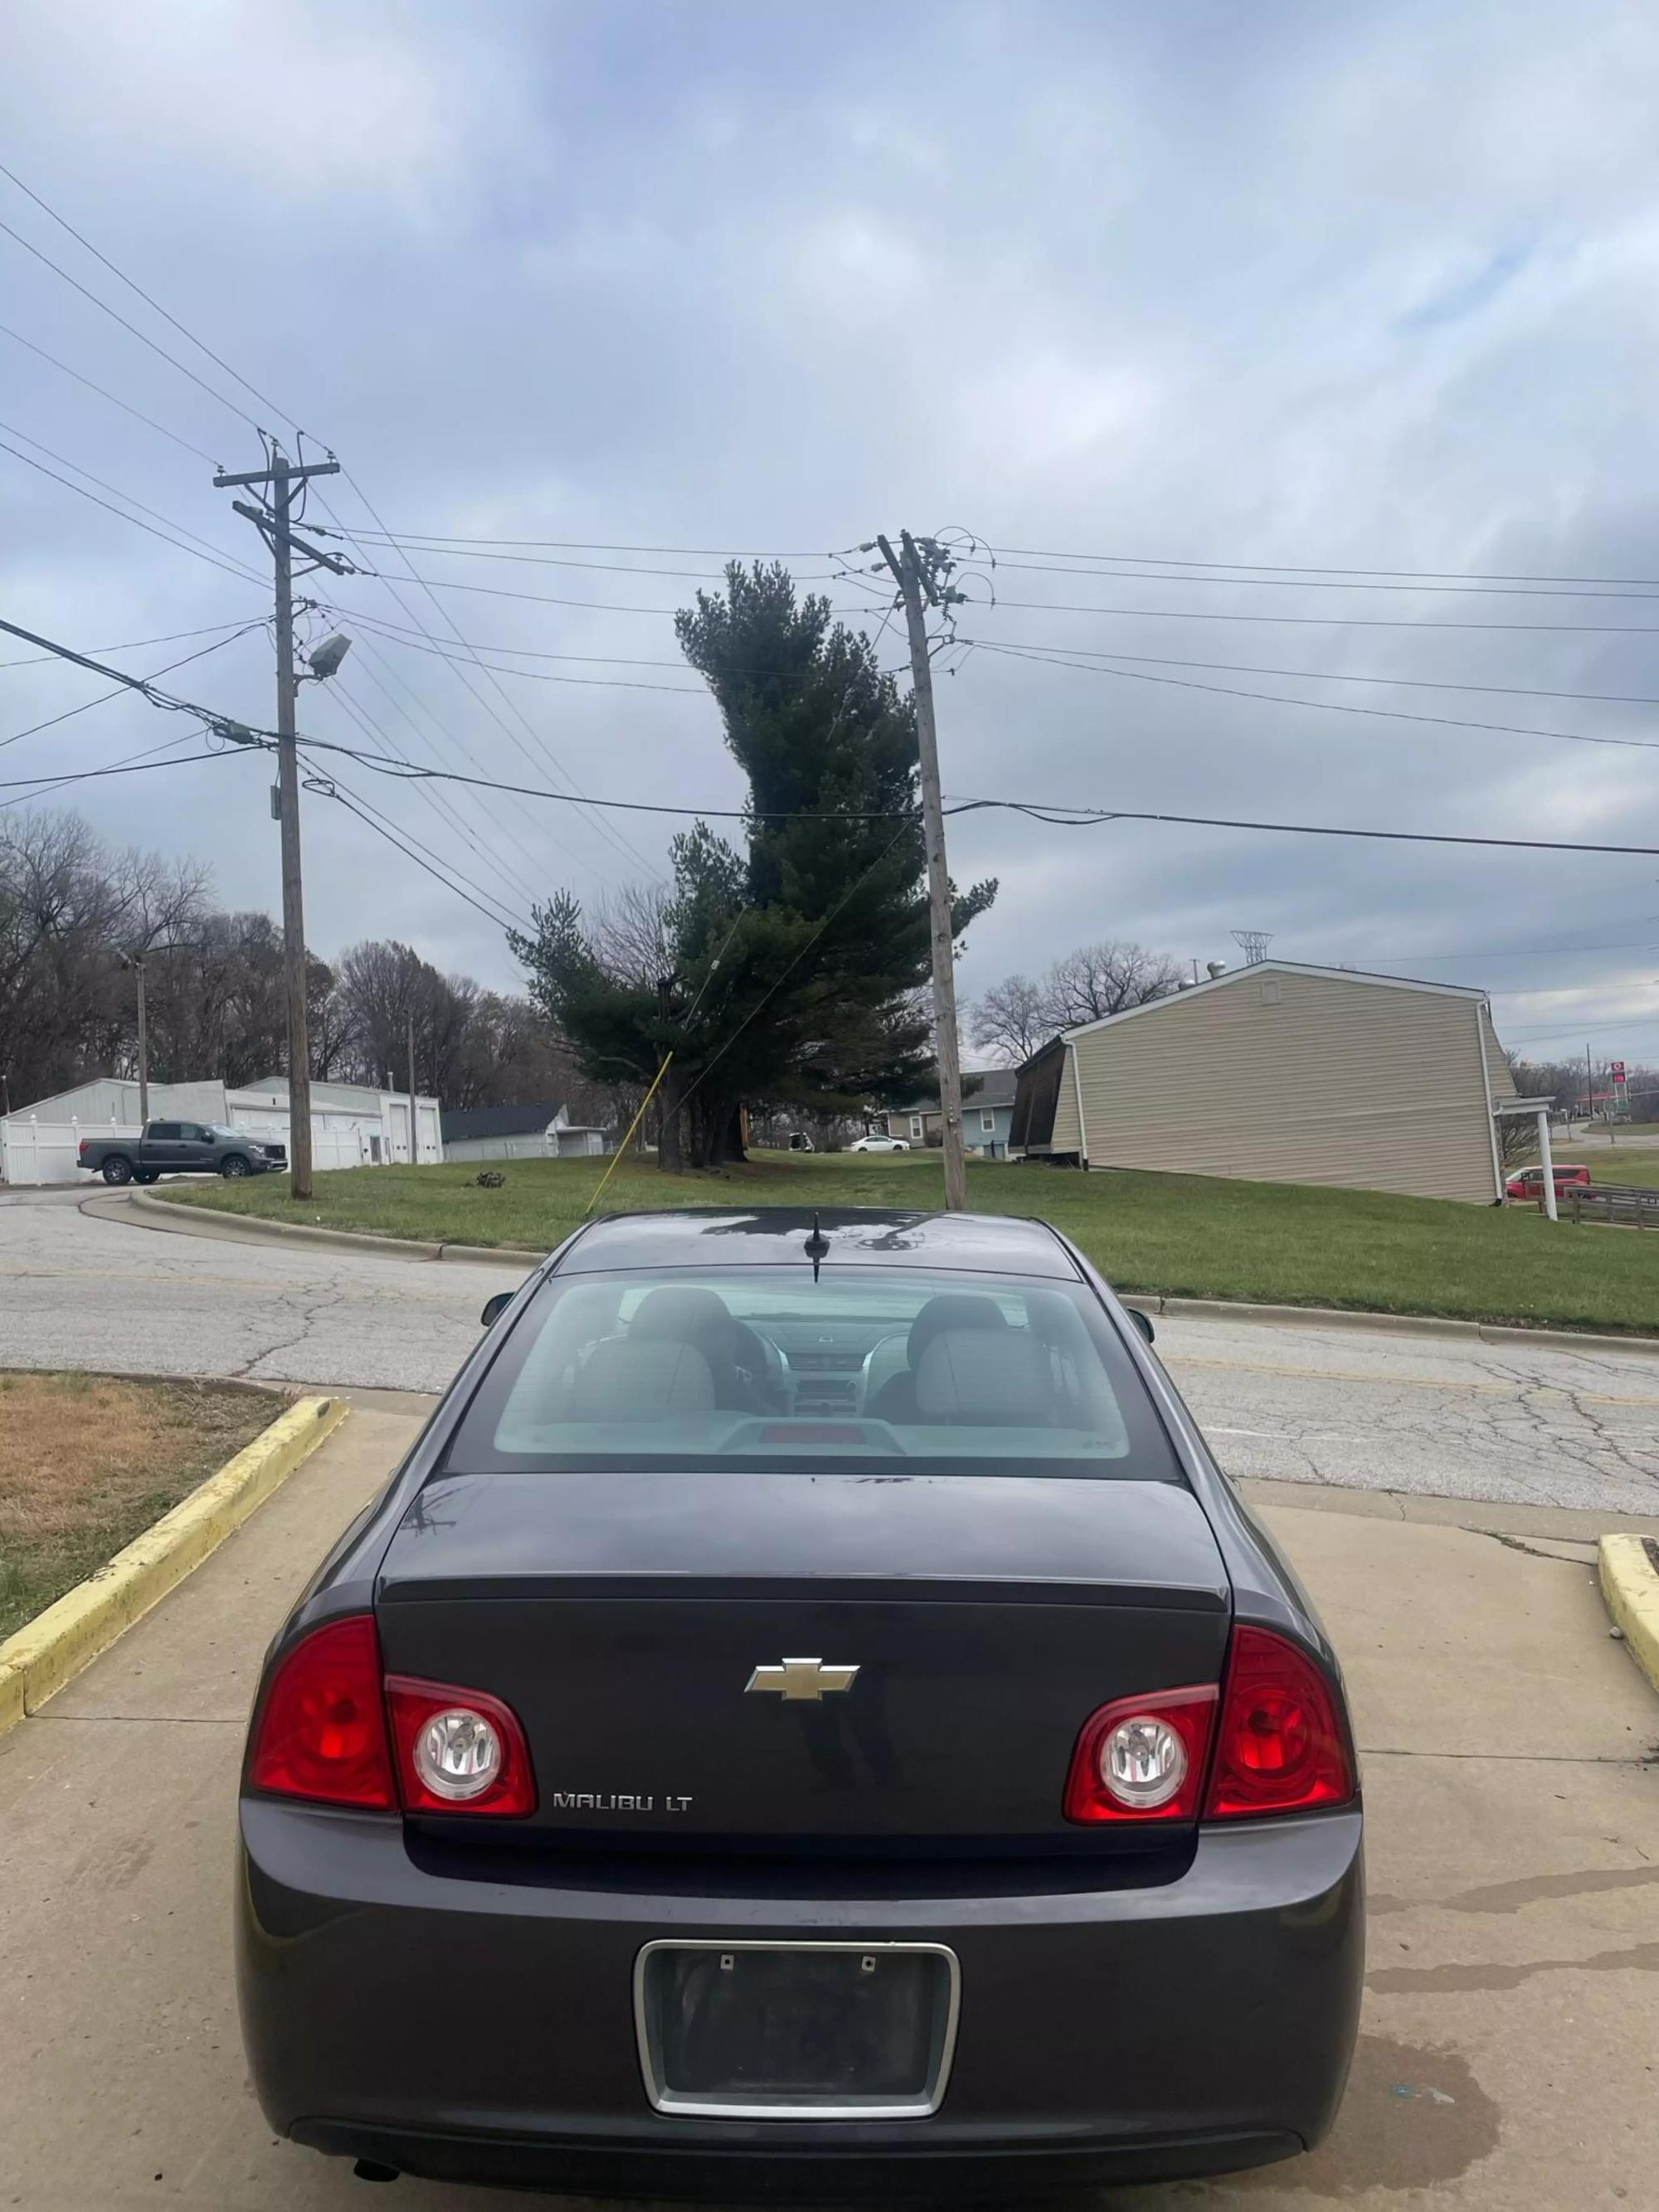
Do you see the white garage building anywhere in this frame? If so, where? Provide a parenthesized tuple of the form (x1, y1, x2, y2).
(0, 1072, 442, 1184)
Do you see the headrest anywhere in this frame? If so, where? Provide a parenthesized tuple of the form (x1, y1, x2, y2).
(914, 1329, 1053, 1427)
(571, 1335, 716, 1421)
(906, 1294, 1010, 1366)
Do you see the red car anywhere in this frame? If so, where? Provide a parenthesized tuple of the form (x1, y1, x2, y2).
(1504, 1163, 1592, 1202)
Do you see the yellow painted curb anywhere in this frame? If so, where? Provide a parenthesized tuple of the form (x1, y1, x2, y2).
(0, 1393, 348, 1738)
(1599, 1534, 1659, 1697)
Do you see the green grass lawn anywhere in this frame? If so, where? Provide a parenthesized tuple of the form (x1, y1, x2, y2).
(161, 1148, 1659, 1336)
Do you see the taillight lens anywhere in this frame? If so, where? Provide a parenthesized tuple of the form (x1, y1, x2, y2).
(249, 1615, 395, 1809)
(1204, 1624, 1355, 1820)
(1064, 1686, 1217, 1824)
(386, 1676, 536, 1816)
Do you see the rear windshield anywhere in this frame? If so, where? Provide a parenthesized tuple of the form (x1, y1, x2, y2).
(444, 1266, 1181, 1482)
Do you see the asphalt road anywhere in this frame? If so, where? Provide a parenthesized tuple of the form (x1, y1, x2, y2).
(4, 1185, 1659, 1516)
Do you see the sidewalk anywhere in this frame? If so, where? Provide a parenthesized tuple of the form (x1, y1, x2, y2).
(0, 1403, 1654, 2210)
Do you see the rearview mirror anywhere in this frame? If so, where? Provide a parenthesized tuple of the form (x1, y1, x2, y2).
(1127, 1306, 1155, 1345)
(480, 1292, 513, 1328)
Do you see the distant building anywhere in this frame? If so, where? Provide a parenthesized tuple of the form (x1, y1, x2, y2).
(883, 1069, 1019, 1158)
(441, 1101, 608, 1162)
(1009, 960, 1515, 1204)
(0, 1071, 441, 1184)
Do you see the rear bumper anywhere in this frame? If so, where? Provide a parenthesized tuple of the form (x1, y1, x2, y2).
(238, 1801, 1363, 2196)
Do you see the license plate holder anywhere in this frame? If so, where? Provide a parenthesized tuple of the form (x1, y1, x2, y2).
(635, 1939, 960, 2119)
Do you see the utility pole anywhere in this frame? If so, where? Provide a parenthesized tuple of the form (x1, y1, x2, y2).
(117, 954, 149, 1125)
(406, 1009, 418, 1165)
(215, 448, 347, 1199)
(1587, 1042, 1595, 1127)
(876, 531, 967, 1210)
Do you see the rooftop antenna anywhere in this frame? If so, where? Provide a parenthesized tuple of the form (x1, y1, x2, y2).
(804, 1212, 830, 1282)
(1232, 929, 1273, 966)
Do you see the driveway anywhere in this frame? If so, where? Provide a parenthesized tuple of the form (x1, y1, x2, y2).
(4, 1187, 1659, 1516)
(1, 1405, 1654, 2210)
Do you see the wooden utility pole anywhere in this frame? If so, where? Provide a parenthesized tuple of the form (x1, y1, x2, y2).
(215, 449, 345, 1198)
(876, 531, 967, 1210)
(118, 953, 149, 1125)
(406, 1009, 418, 1164)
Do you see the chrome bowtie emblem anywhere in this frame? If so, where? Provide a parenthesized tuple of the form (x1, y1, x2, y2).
(745, 1657, 860, 1701)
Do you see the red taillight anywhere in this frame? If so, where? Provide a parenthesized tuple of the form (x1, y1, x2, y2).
(1204, 1625, 1355, 1820)
(386, 1676, 536, 1817)
(1063, 1685, 1217, 1824)
(250, 1615, 395, 1809)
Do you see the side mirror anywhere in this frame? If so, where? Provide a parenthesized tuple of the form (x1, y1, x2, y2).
(480, 1291, 513, 1328)
(1127, 1306, 1155, 1345)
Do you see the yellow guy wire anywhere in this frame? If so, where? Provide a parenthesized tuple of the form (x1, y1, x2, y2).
(581, 1053, 674, 1218)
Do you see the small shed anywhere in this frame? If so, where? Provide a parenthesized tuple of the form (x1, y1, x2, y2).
(441, 1102, 608, 1162)
(1010, 960, 1515, 1204)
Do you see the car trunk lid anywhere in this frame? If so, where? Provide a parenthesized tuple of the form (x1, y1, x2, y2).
(375, 1469, 1229, 1845)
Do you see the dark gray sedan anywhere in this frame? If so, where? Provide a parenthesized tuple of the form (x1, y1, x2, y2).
(237, 1208, 1362, 2197)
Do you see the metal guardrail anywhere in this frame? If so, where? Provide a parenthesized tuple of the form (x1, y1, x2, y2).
(1558, 1184, 1659, 1227)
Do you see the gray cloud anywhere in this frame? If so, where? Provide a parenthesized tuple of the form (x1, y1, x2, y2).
(5, 0, 1659, 1059)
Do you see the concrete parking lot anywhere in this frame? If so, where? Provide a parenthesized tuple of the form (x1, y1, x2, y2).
(0, 1403, 1654, 2210)
(5, 1185, 1659, 1515)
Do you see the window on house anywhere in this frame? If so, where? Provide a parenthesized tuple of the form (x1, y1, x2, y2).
(980, 1111, 996, 1133)
(909, 1116, 923, 1138)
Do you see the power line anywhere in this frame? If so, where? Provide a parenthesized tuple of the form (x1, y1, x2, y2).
(1, 621, 264, 752)
(967, 594, 1659, 637)
(951, 638, 1659, 713)
(326, 638, 551, 902)
(0, 161, 294, 426)
(0, 616, 259, 669)
(0, 727, 210, 812)
(0, 211, 260, 436)
(971, 637, 1659, 756)
(952, 794, 1659, 859)
(314, 534, 838, 584)
(309, 486, 625, 882)
(991, 556, 1659, 605)
(339, 529, 826, 558)
(0, 430, 265, 587)
(0, 745, 233, 793)
(336, 466, 659, 876)
(311, 775, 534, 937)
(987, 542, 1659, 591)
(323, 674, 542, 926)
(0, 320, 224, 466)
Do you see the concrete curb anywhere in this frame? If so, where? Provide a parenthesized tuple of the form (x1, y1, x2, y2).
(0, 1393, 348, 1738)
(123, 1189, 542, 1269)
(1121, 1292, 1659, 1361)
(1599, 1534, 1659, 1696)
(115, 1191, 1659, 1355)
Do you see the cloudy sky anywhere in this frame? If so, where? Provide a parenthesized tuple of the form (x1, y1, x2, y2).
(7, 0, 1659, 1069)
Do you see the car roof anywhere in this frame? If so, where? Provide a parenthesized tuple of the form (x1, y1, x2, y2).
(557, 1206, 1082, 1280)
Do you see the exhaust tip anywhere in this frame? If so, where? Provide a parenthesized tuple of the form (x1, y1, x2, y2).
(353, 2160, 400, 2183)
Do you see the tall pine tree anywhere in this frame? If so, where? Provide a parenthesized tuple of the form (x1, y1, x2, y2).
(511, 564, 995, 1169)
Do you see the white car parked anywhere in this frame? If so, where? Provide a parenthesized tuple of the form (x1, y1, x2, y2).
(849, 1133, 911, 1152)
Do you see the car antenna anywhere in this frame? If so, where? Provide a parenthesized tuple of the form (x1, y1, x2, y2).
(804, 1212, 830, 1283)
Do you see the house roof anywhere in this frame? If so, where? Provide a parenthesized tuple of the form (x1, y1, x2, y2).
(1059, 960, 1491, 1043)
(891, 1067, 1019, 1117)
(440, 1101, 564, 1142)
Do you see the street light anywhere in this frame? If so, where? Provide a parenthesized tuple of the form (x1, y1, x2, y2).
(301, 632, 352, 682)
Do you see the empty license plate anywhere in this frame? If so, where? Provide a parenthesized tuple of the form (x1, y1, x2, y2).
(635, 1939, 960, 2118)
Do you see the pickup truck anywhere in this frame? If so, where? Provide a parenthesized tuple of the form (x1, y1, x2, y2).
(78, 1120, 287, 1185)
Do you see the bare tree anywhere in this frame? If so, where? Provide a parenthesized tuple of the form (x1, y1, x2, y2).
(968, 973, 1051, 1065)
(1039, 941, 1186, 1028)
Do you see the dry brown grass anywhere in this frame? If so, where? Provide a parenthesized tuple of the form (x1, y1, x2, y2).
(0, 1373, 277, 1640)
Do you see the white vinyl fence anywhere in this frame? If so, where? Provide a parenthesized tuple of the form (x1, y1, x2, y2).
(1, 1115, 371, 1186)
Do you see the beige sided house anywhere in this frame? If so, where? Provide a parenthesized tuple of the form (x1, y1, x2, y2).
(1010, 961, 1516, 1204)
